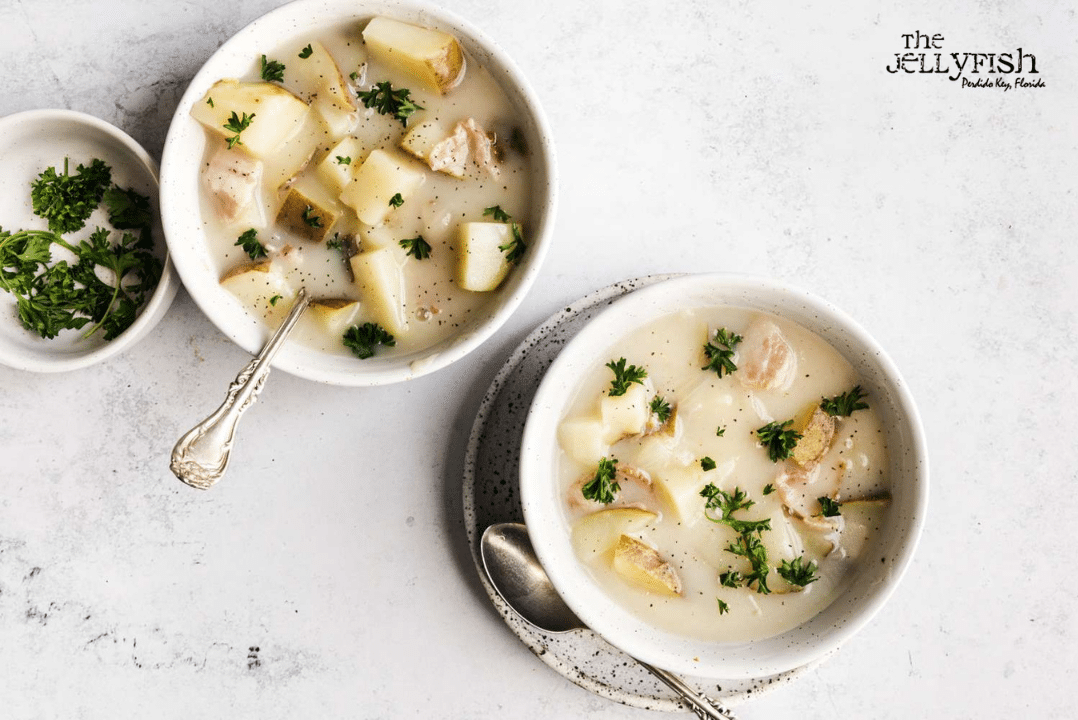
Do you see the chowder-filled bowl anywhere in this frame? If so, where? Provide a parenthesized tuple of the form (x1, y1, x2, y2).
(160, 0, 556, 385)
(520, 273, 928, 679)
(0, 109, 178, 372)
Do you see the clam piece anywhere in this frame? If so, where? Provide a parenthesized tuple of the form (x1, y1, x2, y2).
(773, 465, 841, 520)
(202, 145, 264, 226)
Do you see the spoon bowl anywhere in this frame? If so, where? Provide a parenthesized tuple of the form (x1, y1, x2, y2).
(480, 522, 737, 720)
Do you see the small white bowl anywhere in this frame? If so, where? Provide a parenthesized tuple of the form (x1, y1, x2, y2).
(0, 109, 179, 373)
(520, 273, 929, 679)
(159, 0, 557, 386)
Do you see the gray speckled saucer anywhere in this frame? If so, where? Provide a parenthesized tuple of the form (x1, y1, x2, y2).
(462, 275, 825, 712)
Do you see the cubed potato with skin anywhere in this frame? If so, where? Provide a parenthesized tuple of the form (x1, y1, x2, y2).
(350, 247, 408, 336)
(600, 382, 650, 444)
(558, 415, 607, 467)
(455, 222, 512, 291)
(219, 260, 295, 324)
(653, 460, 733, 524)
(289, 40, 357, 112)
(276, 184, 341, 243)
(317, 137, 366, 194)
(309, 298, 361, 335)
(572, 508, 658, 559)
(340, 149, 426, 226)
(362, 17, 465, 94)
(191, 80, 309, 158)
(612, 535, 682, 596)
(791, 405, 836, 469)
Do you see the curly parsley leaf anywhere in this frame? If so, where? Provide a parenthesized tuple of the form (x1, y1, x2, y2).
(776, 556, 819, 587)
(702, 327, 743, 378)
(223, 111, 255, 149)
(717, 599, 730, 615)
(701, 456, 717, 472)
(298, 44, 313, 59)
(605, 357, 647, 397)
(701, 483, 772, 594)
(650, 395, 671, 423)
(821, 385, 870, 417)
(399, 235, 432, 260)
(343, 322, 395, 359)
(756, 420, 801, 462)
(302, 205, 323, 228)
(483, 205, 512, 223)
(359, 81, 423, 127)
(388, 192, 404, 207)
(818, 496, 841, 517)
(581, 457, 620, 504)
(234, 228, 266, 260)
(260, 54, 286, 82)
(483, 206, 526, 262)
(30, 158, 112, 234)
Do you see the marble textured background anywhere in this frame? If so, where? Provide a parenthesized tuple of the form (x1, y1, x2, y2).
(1, 0, 1076, 717)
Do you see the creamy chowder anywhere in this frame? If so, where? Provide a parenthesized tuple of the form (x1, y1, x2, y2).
(558, 307, 890, 643)
(191, 16, 533, 358)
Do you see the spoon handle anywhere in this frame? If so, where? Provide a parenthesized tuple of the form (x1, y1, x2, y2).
(637, 661, 739, 720)
(169, 288, 311, 489)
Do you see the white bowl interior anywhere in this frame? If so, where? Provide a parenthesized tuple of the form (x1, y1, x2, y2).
(0, 109, 178, 373)
(520, 273, 929, 679)
(159, 0, 556, 386)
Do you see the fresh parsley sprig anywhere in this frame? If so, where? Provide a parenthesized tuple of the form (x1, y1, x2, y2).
(223, 111, 255, 150)
(701, 484, 772, 594)
(483, 206, 527, 263)
(821, 386, 869, 417)
(702, 327, 743, 378)
(605, 357, 647, 397)
(359, 81, 423, 127)
(650, 395, 671, 423)
(581, 457, 620, 504)
(343, 322, 395, 359)
(399, 235, 432, 260)
(30, 158, 112, 234)
(776, 556, 819, 587)
(756, 420, 801, 462)
(818, 496, 841, 517)
(235, 228, 266, 260)
(260, 54, 286, 82)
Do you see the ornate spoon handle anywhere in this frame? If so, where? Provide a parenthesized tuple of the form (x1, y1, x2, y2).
(637, 661, 739, 720)
(170, 289, 311, 489)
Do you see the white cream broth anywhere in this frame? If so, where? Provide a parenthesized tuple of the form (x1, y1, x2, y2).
(197, 20, 532, 355)
(558, 307, 890, 643)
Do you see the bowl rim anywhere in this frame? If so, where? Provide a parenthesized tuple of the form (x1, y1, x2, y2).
(159, 0, 558, 386)
(519, 272, 929, 679)
(0, 108, 179, 373)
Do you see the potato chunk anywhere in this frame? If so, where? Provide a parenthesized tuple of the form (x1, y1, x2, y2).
(276, 184, 341, 243)
(191, 80, 309, 158)
(317, 137, 366, 194)
(572, 508, 658, 559)
(600, 382, 650, 444)
(340, 149, 425, 226)
(558, 415, 607, 467)
(791, 405, 836, 469)
(455, 222, 513, 291)
(612, 535, 682, 596)
(350, 247, 408, 335)
(309, 298, 360, 335)
(401, 119, 467, 178)
(289, 40, 356, 112)
(362, 17, 465, 94)
(219, 260, 295, 324)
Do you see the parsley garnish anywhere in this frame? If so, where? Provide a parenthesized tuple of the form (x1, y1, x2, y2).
(821, 386, 870, 417)
(701, 456, 716, 472)
(302, 205, 323, 228)
(701, 484, 772, 594)
(702, 327, 743, 378)
(30, 158, 112, 234)
(326, 234, 345, 251)
(358, 81, 423, 127)
(223, 111, 255, 150)
(650, 395, 671, 423)
(269, 294, 282, 306)
(399, 236, 431, 260)
(776, 556, 819, 587)
(763, 483, 775, 495)
(581, 457, 620, 504)
(756, 420, 801, 462)
(206, 97, 214, 107)
(336, 155, 352, 166)
(234, 229, 266, 260)
(818, 497, 841, 517)
(483, 206, 527, 262)
(605, 358, 647, 397)
(388, 192, 404, 207)
(343, 322, 395, 359)
(260, 54, 286, 82)
(298, 44, 313, 59)
(349, 71, 359, 82)
(719, 571, 743, 588)
(717, 599, 730, 615)
(716, 426, 726, 437)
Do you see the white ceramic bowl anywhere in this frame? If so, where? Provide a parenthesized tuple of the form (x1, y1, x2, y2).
(520, 273, 929, 679)
(0, 109, 179, 372)
(159, 0, 556, 386)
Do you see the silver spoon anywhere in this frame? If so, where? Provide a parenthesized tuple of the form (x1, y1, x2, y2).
(480, 522, 738, 720)
(170, 288, 311, 489)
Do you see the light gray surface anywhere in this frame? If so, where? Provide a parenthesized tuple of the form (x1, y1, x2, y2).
(1, 1, 1076, 718)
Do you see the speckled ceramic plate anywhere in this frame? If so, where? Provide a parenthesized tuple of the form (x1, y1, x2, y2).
(462, 276, 824, 712)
